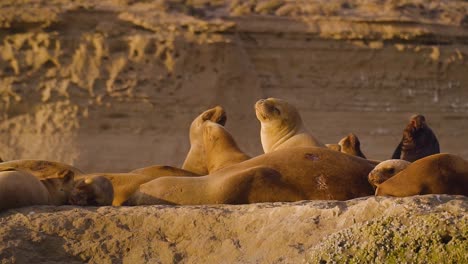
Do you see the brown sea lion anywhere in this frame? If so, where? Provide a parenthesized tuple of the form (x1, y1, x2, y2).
(182, 105, 227, 174)
(255, 98, 325, 153)
(376, 153, 468, 197)
(127, 145, 375, 205)
(0, 166, 75, 210)
(391, 114, 440, 162)
(339, 133, 367, 159)
(202, 121, 251, 173)
(0, 169, 49, 210)
(368, 159, 411, 189)
(69, 176, 114, 206)
(0, 159, 84, 180)
(71, 170, 202, 206)
(325, 144, 341, 152)
(71, 121, 250, 206)
(0, 160, 80, 205)
(69, 107, 239, 207)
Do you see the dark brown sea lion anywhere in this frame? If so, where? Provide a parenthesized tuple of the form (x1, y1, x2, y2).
(391, 114, 440, 162)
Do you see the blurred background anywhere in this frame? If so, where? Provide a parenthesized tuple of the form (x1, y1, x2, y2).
(0, 0, 467, 172)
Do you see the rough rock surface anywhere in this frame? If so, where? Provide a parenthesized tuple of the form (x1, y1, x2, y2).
(0, 195, 466, 263)
(1, 0, 468, 172)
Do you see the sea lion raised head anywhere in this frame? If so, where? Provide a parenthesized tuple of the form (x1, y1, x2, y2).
(69, 175, 114, 206)
(368, 159, 411, 189)
(255, 98, 324, 153)
(391, 114, 440, 162)
(182, 106, 227, 175)
(338, 133, 367, 159)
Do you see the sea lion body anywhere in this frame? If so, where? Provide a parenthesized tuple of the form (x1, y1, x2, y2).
(255, 98, 324, 153)
(391, 114, 440, 162)
(72, 170, 201, 206)
(0, 170, 49, 210)
(128, 147, 375, 205)
(376, 154, 468, 197)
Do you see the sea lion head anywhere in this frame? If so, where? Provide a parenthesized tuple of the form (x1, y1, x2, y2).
(368, 159, 411, 189)
(410, 114, 426, 130)
(189, 105, 227, 143)
(69, 176, 114, 206)
(338, 133, 367, 158)
(40, 170, 75, 205)
(255, 98, 301, 128)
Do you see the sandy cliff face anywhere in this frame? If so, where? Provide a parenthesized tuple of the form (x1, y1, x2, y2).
(0, 195, 466, 263)
(0, 0, 468, 172)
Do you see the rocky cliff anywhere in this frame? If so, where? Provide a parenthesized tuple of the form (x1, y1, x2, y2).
(0, 195, 466, 263)
(1, 0, 468, 172)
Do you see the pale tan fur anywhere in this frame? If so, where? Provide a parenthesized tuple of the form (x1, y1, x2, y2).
(368, 159, 411, 189)
(182, 105, 227, 174)
(255, 98, 324, 153)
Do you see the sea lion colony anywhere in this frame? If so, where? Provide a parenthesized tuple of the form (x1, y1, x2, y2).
(0, 98, 466, 210)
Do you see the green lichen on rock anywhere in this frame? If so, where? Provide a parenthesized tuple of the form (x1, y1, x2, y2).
(309, 212, 468, 263)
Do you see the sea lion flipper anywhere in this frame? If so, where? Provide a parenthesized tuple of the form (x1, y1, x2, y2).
(391, 141, 403, 159)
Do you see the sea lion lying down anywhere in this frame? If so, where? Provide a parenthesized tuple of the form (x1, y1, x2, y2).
(69, 106, 249, 206)
(376, 153, 468, 197)
(126, 121, 375, 205)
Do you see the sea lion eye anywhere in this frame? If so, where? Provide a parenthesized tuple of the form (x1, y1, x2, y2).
(273, 107, 281, 114)
(387, 168, 395, 174)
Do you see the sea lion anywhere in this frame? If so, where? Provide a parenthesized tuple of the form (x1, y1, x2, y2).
(182, 105, 227, 174)
(127, 146, 375, 205)
(71, 170, 202, 206)
(0, 159, 84, 180)
(391, 114, 440, 162)
(255, 98, 325, 153)
(202, 121, 251, 173)
(368, 159, 411, 189)
(0, 165, 75, 210)
(0, 169, 49, 211)
(338, 133, 367, 159)
(71, 122, 250, 206)
(0, 160, 80, 205)
(325, 144, 341, 152)
(376, 153, 468, 197)
(69, 176, 114, 206)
